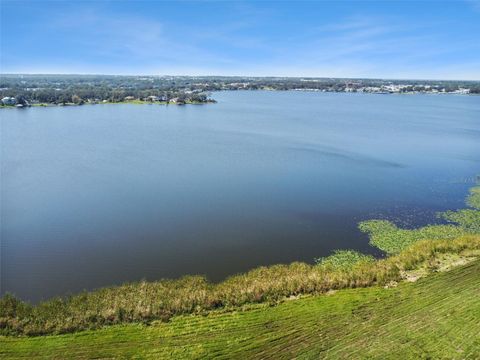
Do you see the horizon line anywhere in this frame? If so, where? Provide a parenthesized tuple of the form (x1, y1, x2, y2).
(1, 73, 479, 82)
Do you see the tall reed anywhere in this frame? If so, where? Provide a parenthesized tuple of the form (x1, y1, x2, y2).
(1, 235, 479, 336)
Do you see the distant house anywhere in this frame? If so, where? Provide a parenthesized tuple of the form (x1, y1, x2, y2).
(2, 96, 16, 105)
(124, 96, 135, 101)
(146, 95, 161, 102)
(170, 97, 185, 105)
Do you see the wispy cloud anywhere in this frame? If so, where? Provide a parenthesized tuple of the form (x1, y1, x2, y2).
(50, 10, 235, 68)
(466, 0, 480, 12)
(243, 14, 480, 79)
(2, 1, 479, 79)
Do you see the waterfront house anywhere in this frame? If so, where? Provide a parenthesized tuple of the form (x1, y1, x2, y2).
(2, 96, 16, 105)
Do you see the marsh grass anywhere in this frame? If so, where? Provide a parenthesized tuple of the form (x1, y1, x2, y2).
(1, 183, 479, 336)
(314, 250, 374, 269)
(1, 235, 479, 336)
(3, 260, 480, 359)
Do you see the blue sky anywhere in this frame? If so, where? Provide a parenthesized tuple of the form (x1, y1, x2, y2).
(1, 0, 479, 79)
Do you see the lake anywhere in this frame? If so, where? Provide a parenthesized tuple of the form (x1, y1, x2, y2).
(1, 91, 479, 302)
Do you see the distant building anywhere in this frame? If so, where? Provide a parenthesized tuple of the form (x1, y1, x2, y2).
(170, 97, 185, 105)
(124, 96, 135, 101)
(146, 95, 161, 102)
(2, 96, 16, 105)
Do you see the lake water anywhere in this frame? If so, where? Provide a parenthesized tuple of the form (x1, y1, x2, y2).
(1, 91, 479, 303)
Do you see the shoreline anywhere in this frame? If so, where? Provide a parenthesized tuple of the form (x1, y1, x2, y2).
(0, 99, 216, 109)
(3, 260, 479, 357)
(1, 182, 478, 336)
(1, 90, 478, 109)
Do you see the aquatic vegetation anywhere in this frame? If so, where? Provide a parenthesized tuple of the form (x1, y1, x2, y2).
(441, 209, 480, 233)
(315, 250, 374, 269)
(360, 183, 480, 254)
(358, 221, 468, 254)
(467, 186, 480, 209)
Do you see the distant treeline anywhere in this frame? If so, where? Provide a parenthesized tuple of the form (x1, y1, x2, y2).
(1, 74, 479, 106)
(0, 75, 216, 105)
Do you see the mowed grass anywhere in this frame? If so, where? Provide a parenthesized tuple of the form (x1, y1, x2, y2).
(2, 259, 479, 359)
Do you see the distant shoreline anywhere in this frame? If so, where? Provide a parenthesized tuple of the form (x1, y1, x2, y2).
(0, 99, 216, 109)
(2, 89, 478, 110)
(2, 75, 478, 109)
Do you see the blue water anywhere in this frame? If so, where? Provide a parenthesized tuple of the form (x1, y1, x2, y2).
(1, 91, 479, 302)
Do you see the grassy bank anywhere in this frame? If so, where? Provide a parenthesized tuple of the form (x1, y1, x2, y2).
(2, 258, 479, 359)
(1, 184, 479, 337)
(1, 235, 479, 337)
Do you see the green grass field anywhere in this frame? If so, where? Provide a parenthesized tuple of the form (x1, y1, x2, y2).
(2, 259, 479, 359)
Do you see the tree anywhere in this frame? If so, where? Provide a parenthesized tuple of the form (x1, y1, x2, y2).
(15, 95, 27, 105)
(71, 94, 83, 104)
